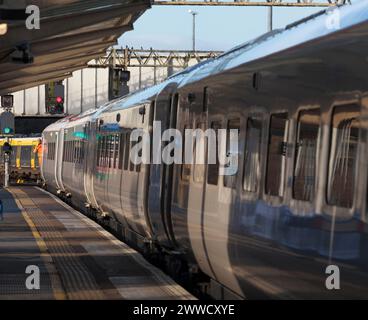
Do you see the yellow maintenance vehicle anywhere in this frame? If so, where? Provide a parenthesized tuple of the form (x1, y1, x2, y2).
(0, 137, 41, 185)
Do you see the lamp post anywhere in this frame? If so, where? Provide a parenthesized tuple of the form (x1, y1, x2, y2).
(188, 10, 198, 52)
(268, 6, 273, 32)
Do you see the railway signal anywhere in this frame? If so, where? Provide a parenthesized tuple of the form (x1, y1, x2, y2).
(0, 111, 15, 136)
(1, 94, 14, 109)
(46, 82, 65, 114)
(2, 140, 12, 188)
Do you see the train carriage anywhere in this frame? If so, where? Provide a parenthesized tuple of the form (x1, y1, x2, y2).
(41, 2, 368, 299)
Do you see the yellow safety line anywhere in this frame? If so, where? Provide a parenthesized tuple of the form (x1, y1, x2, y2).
(8, 189, 67, 300)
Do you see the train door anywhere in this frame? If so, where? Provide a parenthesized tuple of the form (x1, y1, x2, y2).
(202, 115, 243, 296)
(162, 93, 179, 244)
(147, 84, 179, 246)
(186, 116, 217, 279)
(85, 121, 100, 209)
(55, 129, 65, 191)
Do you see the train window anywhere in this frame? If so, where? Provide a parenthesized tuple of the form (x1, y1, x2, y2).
(65, 141, 69, 162)
(78, 140, 82, 163)
(293, 109, 320, 201)
(80, 140, 85, 163)
(111, 135, 116, 168)
(73, 140, 77, 163)
(265, 113, 289, 197)
(20, 146, 32, 167)
(243, 117, 262, 192)
(77, 140, 83, 164)
(47, 142, 55, 161)
(70, 141, 74, 163)
(135, 135, 142, 173)
(34, 148, 39, 167)
(51, 143, 56, 161)
(66, 141, 70, 162)
(207, 121, 221, 185)
(194, 122, 206, 183)
(101, 136, 105, 167)
(108, 135, 113, 169)
(105, 136, 109, 168)
(203, 87, 209, 113)
(129, 134, 135, 172)
(327, 104, 360, 208)
(100, 136, 105, 167)
(224, 119, 240, 189)
(63, 141, 66, 161)
(113, 134, 119, 169)
(75, 141, 79, 163)
(67, 141, 71, 163)
(99, 137, 104, 167)
(66, 141, 69, 162)
(64, 141, 67, 162)
(96, 137, 101, 166)
(181, 125, 191, 182)
(71, 140, 75, 163)
(10, 147, 17, 166)
(103, 136, 108, 168)
(64, 141, 68, 162)
(124, 132, 130, 171)
(118, 133, 125, 170)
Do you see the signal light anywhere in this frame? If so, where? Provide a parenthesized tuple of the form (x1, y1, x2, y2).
(46, 82, 65, 115)
(3, 127, 12, 134)
(2, 142, 12, 155)
(0, 111, 15, 136)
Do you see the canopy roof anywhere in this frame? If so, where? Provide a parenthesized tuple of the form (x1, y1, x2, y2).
(0, 0, 150, 95)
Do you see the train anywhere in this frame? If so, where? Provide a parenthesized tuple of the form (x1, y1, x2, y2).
(41, 2, 368, 299)
(0, 137, 41, 185)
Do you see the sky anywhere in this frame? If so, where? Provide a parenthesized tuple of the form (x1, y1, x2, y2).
(118, 5, 324, 52)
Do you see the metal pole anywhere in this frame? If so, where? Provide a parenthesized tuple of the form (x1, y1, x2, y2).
(189, 10, 198, 52)
(4, 137, 9, 188)
(22, 89, 26, 115)
(95, 60, 98, 108)
(37, 85, 40, 115)
(268, 6, 273, 32)
(80, 69, 83, 113)
(153, 57, 157, 85)
(193, 13, 195, 51)
(66, 77, 69, 114)
(139, 66, 142, 89)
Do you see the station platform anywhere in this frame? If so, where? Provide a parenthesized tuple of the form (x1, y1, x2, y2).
(0, 186, 194, 300)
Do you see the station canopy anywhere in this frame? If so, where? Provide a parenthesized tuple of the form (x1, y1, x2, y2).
(0, 0, 150, 96)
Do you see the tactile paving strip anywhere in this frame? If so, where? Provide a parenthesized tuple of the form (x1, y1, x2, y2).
(0, 274, 53, 300)
(12, 188, 104, 300)
(9, 186, 195, 300)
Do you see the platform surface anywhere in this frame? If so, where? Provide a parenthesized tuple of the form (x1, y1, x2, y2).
(0, 186, 194, 300)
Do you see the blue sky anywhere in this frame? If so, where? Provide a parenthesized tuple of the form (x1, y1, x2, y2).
(118, 5, 323, 51)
